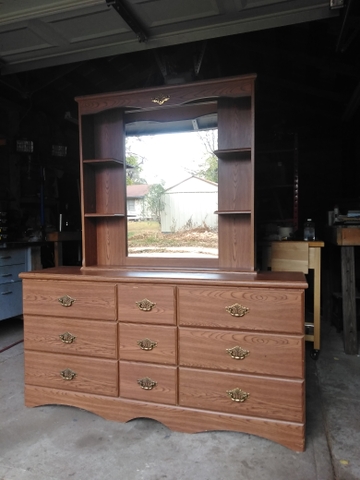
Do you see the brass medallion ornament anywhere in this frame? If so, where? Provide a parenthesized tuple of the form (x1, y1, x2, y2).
(151, 94, 170, 105)
(137, 377, 157, 390)
(136, 298, 156, 312)
(58, 294, 76, 307)
(60, 368, 77, 381)
(225, 303, 249, 317)
(226, 346, 250, 360)
(59, 332, 76, 344)
(226, 388, 249, 403)
(137, 338, 158, 351)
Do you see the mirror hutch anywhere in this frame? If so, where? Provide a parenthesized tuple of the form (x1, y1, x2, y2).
(20, 74, 307, 451)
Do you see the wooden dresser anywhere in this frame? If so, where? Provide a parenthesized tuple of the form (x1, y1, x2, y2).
(21, 267, 306, 451)
(21, 75, 307, 451)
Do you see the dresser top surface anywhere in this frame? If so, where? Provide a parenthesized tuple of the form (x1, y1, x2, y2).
(20, 266, 307, 289)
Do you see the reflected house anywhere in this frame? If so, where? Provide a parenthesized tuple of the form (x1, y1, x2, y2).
(160, 176, 218, 233)
(127, 184, 152, 221)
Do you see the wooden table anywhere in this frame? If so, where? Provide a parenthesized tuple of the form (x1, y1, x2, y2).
(264, 240, 324, 357)
(326, 226, 360, 354)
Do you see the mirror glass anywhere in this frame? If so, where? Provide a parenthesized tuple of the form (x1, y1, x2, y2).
(125, 112, 218, 259)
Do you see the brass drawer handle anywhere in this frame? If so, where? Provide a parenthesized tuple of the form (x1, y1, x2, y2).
(137, 377, 157, 390)
(137, 338, 158, 351)
(59, 332, 76, 344)
(58, 294, 76, 307)
(226, 388, 249, 403)
(225, 303, 249, 317)
(60, 368, 77, 381)
(135, 298, 156, 312)
(226, 346, 249, 360)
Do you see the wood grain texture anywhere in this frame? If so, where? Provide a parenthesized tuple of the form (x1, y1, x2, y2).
(119, 361, 177, 405)
(22, 280, 117, 321)
(25, 351, 118, 397)
(76, 74, 256, 115)
(178, 286, 304, 333)
(118, 284, 176, 324)
(96, 217, 126, 266)
(119, 323, 176, 364)
(179, 328, 304, 378)
(218, 215, 253, 270)
(24, 315, 117, 359)
(24, 385, 305, 451)
(179, 368, 304, 423)
(218, 159, 252, 212)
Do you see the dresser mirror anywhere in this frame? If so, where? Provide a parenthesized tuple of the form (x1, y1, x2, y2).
(125, 107, 218, 260)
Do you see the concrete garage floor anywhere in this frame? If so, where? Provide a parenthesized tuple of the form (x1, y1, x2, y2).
(0, 317, 359, 480)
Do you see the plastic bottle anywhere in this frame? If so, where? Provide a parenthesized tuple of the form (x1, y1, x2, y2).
(303, 218, 315, 241)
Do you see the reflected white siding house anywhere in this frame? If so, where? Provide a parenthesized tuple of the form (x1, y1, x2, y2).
(160, 176, 218, 233)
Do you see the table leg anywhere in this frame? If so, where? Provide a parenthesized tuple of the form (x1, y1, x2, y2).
(53, 241, 63, 267)
(313, 248, 321, 351)
(341, 246, 358, 354)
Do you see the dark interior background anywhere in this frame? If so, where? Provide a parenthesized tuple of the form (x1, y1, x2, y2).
(0, 5, 359, 275)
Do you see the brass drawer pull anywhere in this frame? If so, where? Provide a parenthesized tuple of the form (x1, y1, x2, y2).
(137, 338, 158, 351)
(135, 298, 156, 312)
(60, 368, 77, 381)
(137, 377, 157, 390)
(225, 303, 249, 317)
(59, 332, 76, 344)
(58, 294, 76, 307)
(226, 388, 249, 403)
(226, 346, 249, 360)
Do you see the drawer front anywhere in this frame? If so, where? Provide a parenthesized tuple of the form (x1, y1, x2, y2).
(179, 328, 304, 378)
(118, 284, 175, 325)
(179, 368, 304, 423)
(120, 361, 177, 405)
(0, 263, 25, 285)
(22, 280, 117, 321)
(0, 249, 26, 266)
(25, 350, 118, 396)
(0, 281, 23, 320)
(119, 323, 176, 364)
(24, 316, 117, 359)
(178, 286, 304, 334)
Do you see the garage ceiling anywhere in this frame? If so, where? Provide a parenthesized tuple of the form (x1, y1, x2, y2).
(0, 0, 359, 134)
(0, 0, 340, 73)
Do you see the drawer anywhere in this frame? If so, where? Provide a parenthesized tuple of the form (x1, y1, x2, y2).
(119, 323, 176, 364)
(22, 280, 117, 321)
(25, 350, 118, 397)
(120, 361, 177, 405)
(179, 368, 304, 423)
(0, 281, 23, 320)
(0, 263, 25, 285)
(179, 328, 304, 378)
(24, 316, 117, 359)
(178, 286, 304, 334)
(0, 249, 26, 266)
(118, 284, 175, 325)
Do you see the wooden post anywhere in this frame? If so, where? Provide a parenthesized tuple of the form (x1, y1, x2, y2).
(341, 246, 358, 354)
